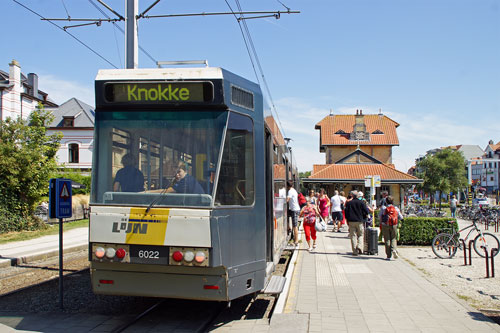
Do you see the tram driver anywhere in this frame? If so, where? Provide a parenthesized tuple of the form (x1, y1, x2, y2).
(150, 162, 204, 194)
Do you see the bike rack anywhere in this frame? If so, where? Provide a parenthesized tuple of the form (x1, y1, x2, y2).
(461, 239, 471, 266)
(495, 217, 499, 233)
(481, 246, 490, 278)
(491, 248, 498, 278)
(468, 240, 474, 266)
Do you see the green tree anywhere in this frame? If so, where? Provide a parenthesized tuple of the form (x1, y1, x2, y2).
(0, 104, 62, 219)
(416, 149, 468, 209)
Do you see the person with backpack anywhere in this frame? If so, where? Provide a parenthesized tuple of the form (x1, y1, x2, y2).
(379, 196, 403, 260)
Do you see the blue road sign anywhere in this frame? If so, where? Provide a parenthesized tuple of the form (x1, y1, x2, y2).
(49, 178, 72, 218)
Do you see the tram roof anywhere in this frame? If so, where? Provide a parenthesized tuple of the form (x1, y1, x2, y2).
(96, 67, 226, 81)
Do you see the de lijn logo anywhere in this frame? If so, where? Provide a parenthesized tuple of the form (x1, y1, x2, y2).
(112, 220, 148, 235)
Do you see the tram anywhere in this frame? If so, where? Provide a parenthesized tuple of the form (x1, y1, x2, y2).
(89, 65, 298, 301)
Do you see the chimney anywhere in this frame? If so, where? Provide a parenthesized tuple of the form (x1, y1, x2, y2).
(9, 60, 21, 88)
(7, 60, 22, 119)
(28, 73, 39, 98)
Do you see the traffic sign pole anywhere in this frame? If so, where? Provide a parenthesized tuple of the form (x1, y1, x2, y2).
(49, 178, 72, 310)
(59, 216, 63, 309)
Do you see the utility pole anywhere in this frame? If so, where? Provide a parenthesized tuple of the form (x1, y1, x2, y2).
(125, 0, 138, 69)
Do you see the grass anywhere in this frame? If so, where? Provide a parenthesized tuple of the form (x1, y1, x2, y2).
(0, 219, 88, 244)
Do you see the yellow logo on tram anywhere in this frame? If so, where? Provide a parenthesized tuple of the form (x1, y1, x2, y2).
(124, 208, 170, 245)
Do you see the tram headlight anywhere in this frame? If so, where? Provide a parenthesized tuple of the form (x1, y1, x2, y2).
(95, 247, 105, 259)
(105, 247, 116, 259)
(194, 251, 206, 263)
(184, 251, 195, 262)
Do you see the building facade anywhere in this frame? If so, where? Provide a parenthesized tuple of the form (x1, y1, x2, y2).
(47, 98, 95, 173)
(304, 110, 422, 207)
(0, 60, 57, 120)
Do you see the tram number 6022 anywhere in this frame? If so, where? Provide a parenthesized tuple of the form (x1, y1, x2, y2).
(138, 250, 160, 259)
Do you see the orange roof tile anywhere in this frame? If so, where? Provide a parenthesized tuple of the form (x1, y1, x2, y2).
(309, 163, 420, 181)
(315, 114, 399, 146)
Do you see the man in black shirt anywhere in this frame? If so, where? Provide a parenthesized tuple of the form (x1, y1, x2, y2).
(345, 191, 370, 256)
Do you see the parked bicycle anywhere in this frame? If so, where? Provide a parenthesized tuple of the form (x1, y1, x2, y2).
(431, 219, 499, 259)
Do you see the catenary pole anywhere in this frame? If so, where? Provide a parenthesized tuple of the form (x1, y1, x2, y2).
(126, 0, 138, 68)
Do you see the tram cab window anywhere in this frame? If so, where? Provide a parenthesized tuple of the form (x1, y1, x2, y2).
(91, 110, 226, 207)
(215, 112, 254, 206)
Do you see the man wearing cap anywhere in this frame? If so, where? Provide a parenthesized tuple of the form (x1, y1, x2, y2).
(345, 190, 370, 256)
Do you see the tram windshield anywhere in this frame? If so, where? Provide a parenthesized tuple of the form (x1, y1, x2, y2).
(91, 110, 227, 207)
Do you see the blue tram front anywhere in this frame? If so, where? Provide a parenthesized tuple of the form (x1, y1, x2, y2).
(89, 67, 291, 301)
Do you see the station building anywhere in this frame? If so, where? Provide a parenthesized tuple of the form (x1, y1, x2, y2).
(303, 110, 422, 207)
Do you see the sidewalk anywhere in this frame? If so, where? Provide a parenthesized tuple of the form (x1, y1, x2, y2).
(265, 224, 500, 332)
(0, 227, 88, 268)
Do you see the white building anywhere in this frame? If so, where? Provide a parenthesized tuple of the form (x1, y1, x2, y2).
(47, 98, 95, 172)
(471, 140, 500, 194)
(0, 60, 57, 120)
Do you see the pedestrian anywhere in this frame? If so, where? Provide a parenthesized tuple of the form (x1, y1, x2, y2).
(318, 189, 330, 225)
(287, 180, 301, 247)
(299, 198, 320, 251)
(306, 189, 317, 206)
(330, 190, 343, 232)
(379, 196, 403, 260)
(344, 190, 370, 256)
(298, 192, 307, 208)
(339, 190, 347, 226)
(449, 195, 458, 218)
(379, 191, 388, 208)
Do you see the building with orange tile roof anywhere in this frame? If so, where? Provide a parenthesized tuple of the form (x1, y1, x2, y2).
(304, 109, 422, 206)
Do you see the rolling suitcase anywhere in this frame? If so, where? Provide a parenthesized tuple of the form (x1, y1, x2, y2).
(364, 226, 378, 255)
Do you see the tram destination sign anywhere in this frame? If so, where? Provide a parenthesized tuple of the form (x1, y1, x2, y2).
(105, 81, 214, 104)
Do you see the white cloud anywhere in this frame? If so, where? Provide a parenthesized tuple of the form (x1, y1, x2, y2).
(38, 75, 94, 107)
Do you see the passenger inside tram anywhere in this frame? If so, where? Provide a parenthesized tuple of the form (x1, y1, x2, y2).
(113, 153, 145, 192)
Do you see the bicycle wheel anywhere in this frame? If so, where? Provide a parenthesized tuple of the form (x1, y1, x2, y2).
(432, 233, 459, 259)
(473, 232, 500, 258)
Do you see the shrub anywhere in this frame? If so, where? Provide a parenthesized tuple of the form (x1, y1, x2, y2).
(399, 217, 457, 246)
(0, 207, 47, 233)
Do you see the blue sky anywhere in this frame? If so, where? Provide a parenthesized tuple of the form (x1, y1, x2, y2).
(2, 0, 499, 173)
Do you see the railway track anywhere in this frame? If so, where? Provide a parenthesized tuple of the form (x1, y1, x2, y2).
(0, 248, 295, 332)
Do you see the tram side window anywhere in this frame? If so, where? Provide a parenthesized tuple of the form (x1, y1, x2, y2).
(215, 113, 254, 206)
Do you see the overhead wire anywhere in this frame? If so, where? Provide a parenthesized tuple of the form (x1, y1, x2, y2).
(12, 0, 118, 69)
(227, 0, 287, 139)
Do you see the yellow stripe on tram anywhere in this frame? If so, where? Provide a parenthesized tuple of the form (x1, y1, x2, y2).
(126, 208, 170, 245)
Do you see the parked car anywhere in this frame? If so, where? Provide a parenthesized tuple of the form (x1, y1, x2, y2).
(473, 197, 489, 207)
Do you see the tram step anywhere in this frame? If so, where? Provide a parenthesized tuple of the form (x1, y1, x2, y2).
(262, 275, 286, 295)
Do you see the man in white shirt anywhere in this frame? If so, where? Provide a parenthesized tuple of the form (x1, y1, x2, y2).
(330, 190, 343, 232)
(287, 180, 301, 246)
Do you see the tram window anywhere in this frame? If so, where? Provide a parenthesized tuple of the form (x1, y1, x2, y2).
(92, 110, 226, 207)
(215, 112, 254, 206)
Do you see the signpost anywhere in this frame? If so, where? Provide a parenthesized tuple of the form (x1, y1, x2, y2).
(49, 178, 72, 310)
(365, 175, 381, 221)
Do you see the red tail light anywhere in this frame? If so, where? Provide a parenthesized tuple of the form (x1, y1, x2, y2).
(99, 280, 114, 284)
(172, 251, 183, 262)
(116, 248, 126, 259)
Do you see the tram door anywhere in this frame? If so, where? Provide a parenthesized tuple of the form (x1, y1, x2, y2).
(264, 128, 274, 262)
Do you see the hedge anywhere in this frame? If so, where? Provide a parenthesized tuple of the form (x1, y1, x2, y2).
(398, 217, 457, 246)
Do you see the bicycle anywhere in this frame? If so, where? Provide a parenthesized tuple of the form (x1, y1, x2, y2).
(431, 219, 499, 259)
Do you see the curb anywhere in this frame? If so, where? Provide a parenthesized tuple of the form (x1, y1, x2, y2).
(0, 244, 88, 268)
